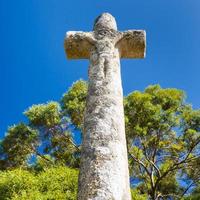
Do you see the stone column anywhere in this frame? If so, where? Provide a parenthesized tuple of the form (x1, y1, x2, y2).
(64, 13, 146, 200)
(78, 33, 131, 200)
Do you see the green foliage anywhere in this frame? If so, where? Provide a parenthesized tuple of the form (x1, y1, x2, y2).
(24, 101, 61, 128)
(0, 166, 78, 200)
(61, 80, 87, 130)
(0, 168, 37, 200)
(0, 123, 38, 169)
(48, 130, 80, 168)
(1, 81, 199, 199)
(31, 155, 55, 172)
(158, 173, 179, 196)
(24, 100, 80, 168)
(125, 85, 184, 139)
(181, 106, 200, 132)
(131, 188, 147, 200)
(37, 166, 78, 200)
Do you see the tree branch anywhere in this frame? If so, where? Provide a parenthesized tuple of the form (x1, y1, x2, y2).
(129, 152, 151, 178)
(154, 141, 199, 190)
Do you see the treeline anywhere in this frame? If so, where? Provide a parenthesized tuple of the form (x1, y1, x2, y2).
(0, 80, 199, 200)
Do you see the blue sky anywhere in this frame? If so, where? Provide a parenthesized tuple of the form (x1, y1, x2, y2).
(1, 0, 200, 138)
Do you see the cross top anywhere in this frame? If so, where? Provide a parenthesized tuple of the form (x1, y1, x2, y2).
(93, 13, 117, 31)
(65, 13, 146, 59)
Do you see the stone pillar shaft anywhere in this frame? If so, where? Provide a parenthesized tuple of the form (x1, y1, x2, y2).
(78, 41, 131, 200)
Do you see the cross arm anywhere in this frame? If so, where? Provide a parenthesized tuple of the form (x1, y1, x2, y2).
(116, 30, 146, 58)
(64, 31, 95, 59)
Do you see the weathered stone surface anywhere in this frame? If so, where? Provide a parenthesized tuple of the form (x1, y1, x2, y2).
(64, 13, 146, 59)
(64, 13, 146, 200)
(117, 30, 146, 58)
(64, 31, 94, 59)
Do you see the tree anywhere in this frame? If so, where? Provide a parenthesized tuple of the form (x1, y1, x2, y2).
(24, 101, 80, 168)
(0, 99, 81, 169)
(0, 123, 38, 170)
(124, 85, 200, 199)
(61, 80, 87, 130)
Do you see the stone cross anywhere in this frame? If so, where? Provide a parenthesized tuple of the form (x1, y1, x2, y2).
(64, 13, 146, 200)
